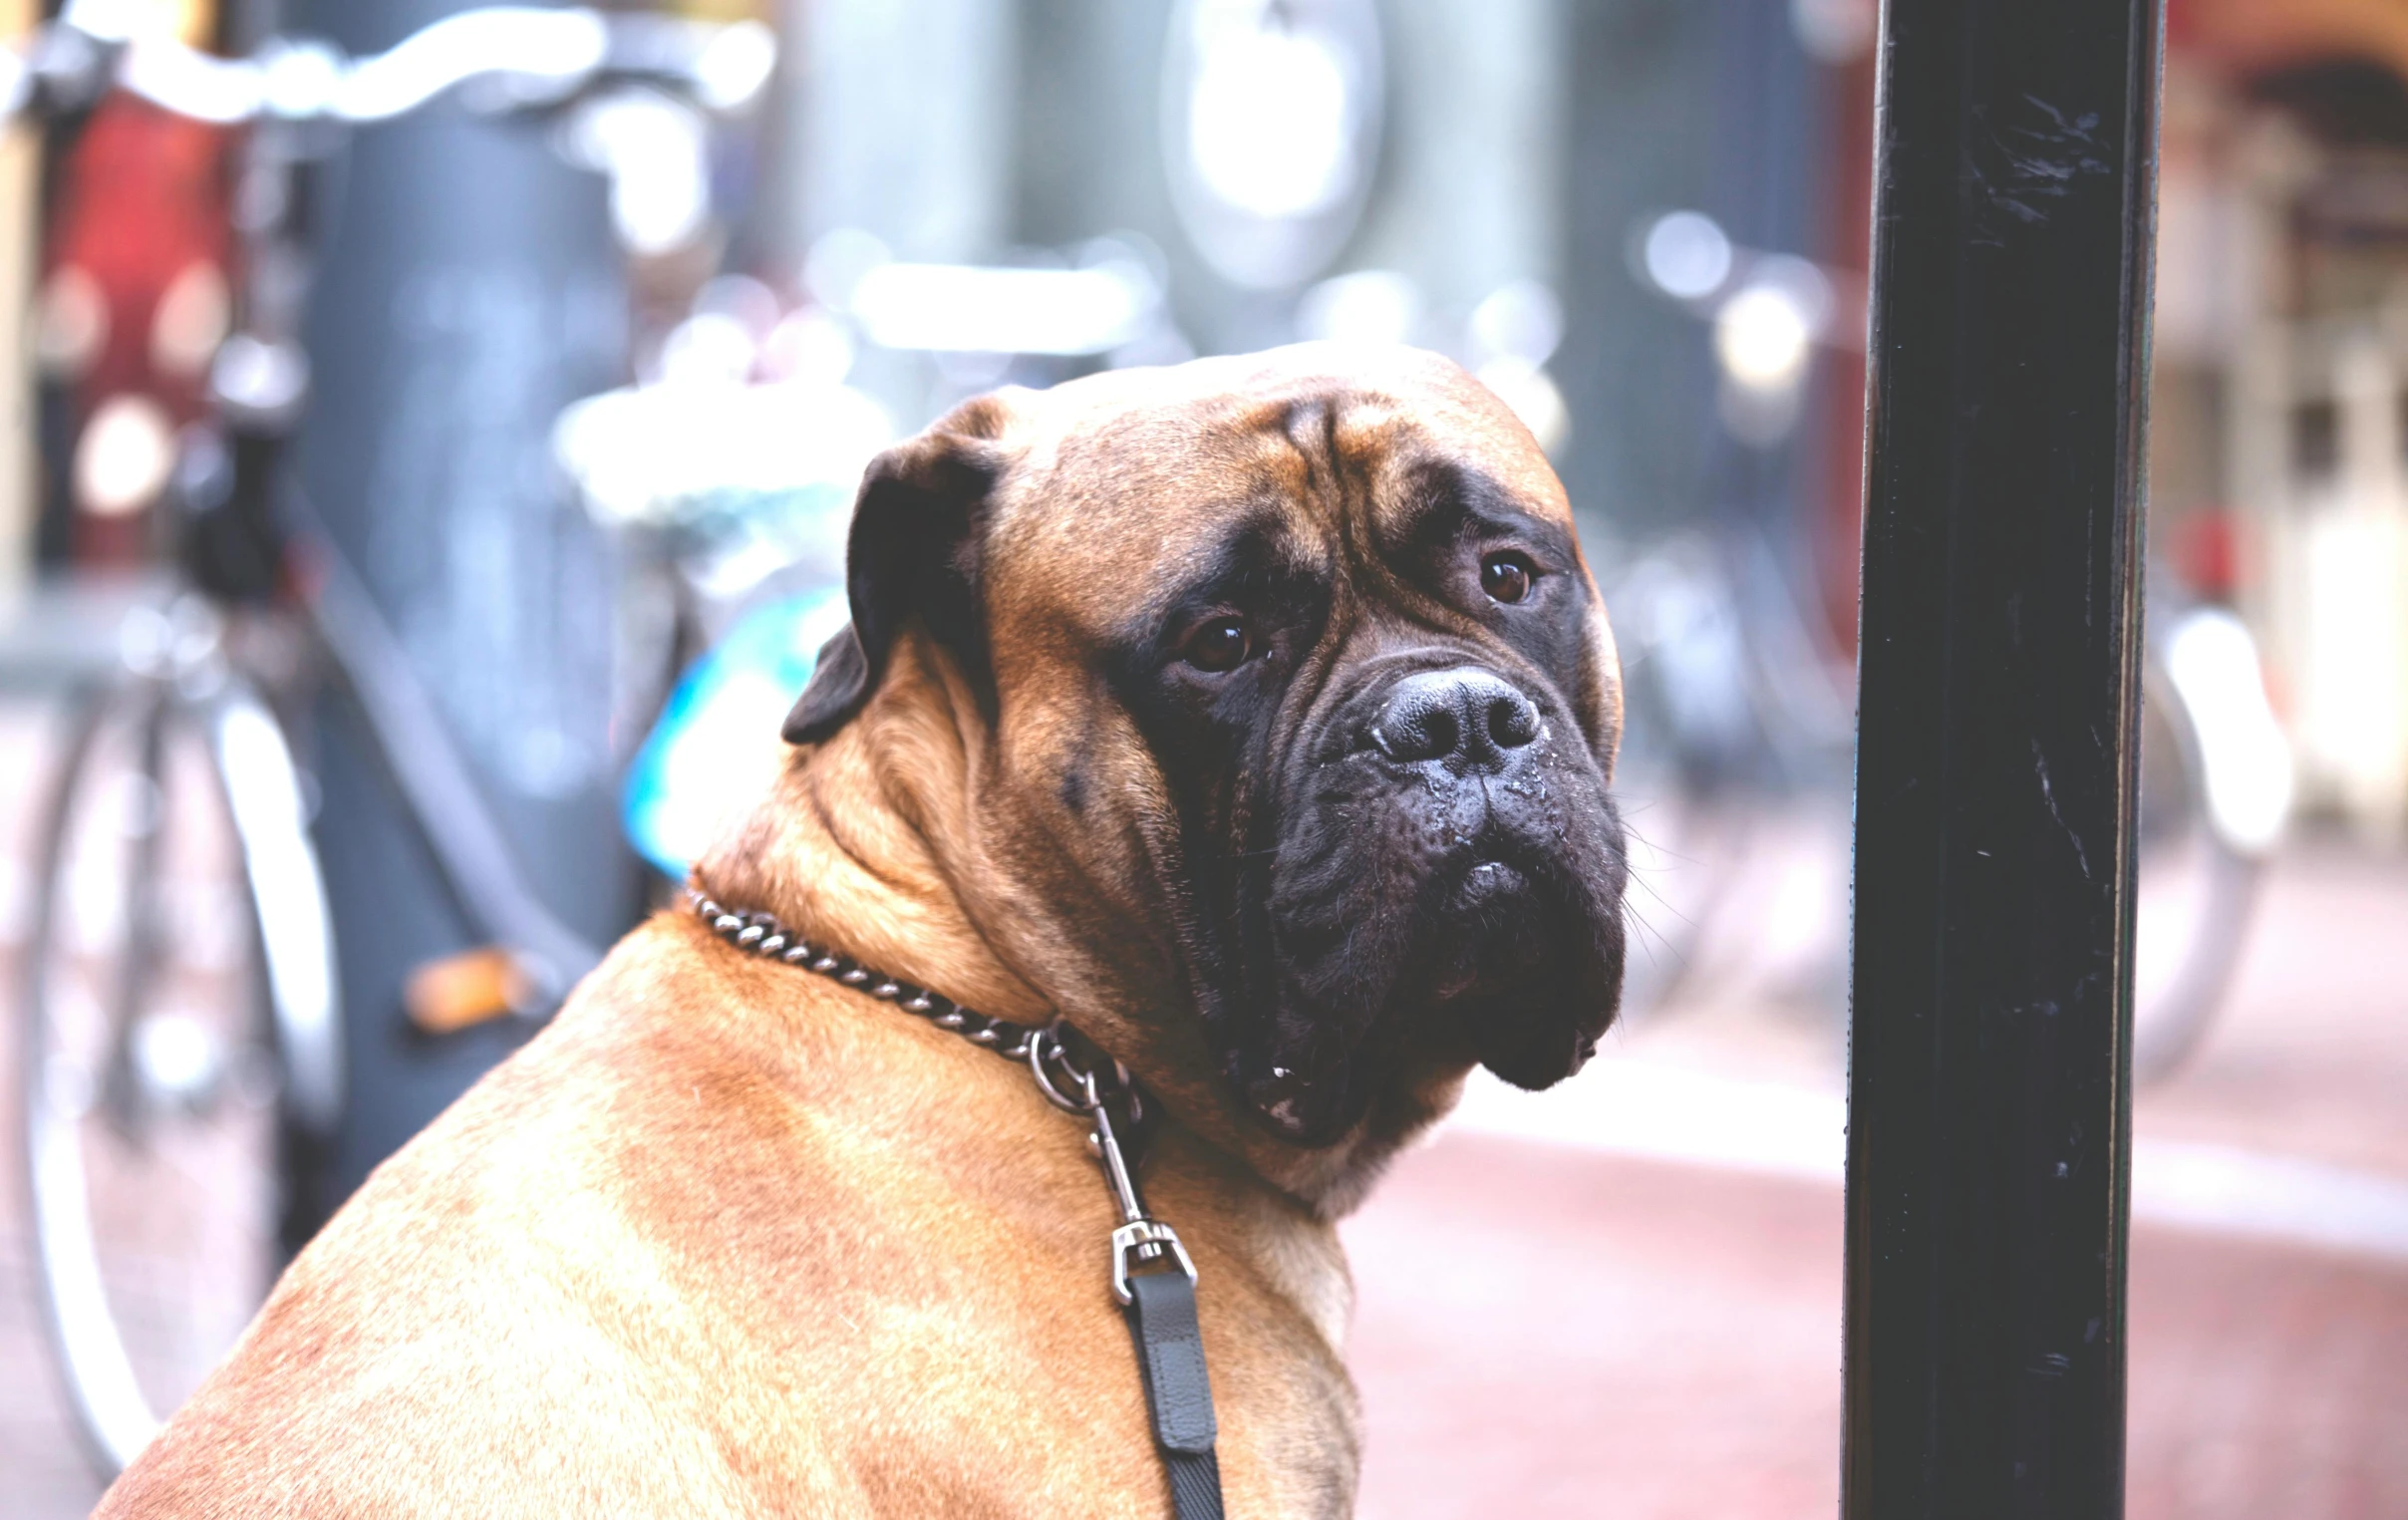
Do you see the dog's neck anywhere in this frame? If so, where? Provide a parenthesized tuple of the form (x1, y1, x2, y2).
(693, 631, 1445, 1218)
(693, 639, 1056, 1034)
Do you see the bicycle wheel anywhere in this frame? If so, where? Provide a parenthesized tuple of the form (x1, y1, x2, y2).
(1611, 754, 1756, 1019)
(19, 675, 293, 1475)
(1602, 536, 1780, 1018)
(2130, 657, 2263, 1082)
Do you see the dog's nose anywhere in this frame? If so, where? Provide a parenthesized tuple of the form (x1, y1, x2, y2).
(1372, 667, 1542, 771)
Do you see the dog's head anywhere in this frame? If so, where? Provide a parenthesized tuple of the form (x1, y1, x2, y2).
(785, 343, 1626, 1203)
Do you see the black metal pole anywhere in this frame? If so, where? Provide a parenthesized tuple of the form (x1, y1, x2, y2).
(1843, 0, 2160, 1514)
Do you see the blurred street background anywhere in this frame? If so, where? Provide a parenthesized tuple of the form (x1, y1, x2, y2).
(3, 0, 2407, 1515)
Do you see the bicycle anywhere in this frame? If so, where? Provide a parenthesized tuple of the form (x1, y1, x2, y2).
(1604, 521, 2292, 1077)
(1610, 208, 2294, 1070)
(10, 4, 771, 1477)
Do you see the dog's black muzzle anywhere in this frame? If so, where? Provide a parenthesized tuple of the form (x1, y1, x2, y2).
(1236, 657, 1627, 1144)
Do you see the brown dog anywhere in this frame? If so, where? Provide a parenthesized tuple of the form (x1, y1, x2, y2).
(99, 343, 1628, 1517)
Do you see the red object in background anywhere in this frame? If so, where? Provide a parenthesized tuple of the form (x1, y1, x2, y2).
(2167, 0, 2204, 54)
(2170, 506, 2251, 602)
(2169, 0, 2408, 85)
(1816, 51, 1877, 658)
(41, 96, 234, 567)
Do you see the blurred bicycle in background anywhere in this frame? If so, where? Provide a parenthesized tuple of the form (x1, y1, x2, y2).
(10, 1, 770, 1474)
(1617, 205, 2297, 1076)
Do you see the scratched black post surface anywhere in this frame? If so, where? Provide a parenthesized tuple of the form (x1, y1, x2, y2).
(1842, 0, 2159, 1514)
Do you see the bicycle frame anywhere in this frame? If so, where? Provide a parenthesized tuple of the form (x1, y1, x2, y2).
(13, 7, 775, 1475)
(14, 3, 774, 1009)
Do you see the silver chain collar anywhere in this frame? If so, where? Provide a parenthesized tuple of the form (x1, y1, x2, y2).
(691, 888, 1050, 1061)
(688, 889, 1190, 1303)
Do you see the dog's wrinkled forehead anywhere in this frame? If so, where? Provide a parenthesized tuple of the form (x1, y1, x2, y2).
(983, 345, 1574, 633)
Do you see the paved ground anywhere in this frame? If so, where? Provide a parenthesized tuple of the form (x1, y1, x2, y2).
(1339, 833, 2408, 1519)
(1347, 1135, 2408, 1520)
(2, 671, 2403, 1516)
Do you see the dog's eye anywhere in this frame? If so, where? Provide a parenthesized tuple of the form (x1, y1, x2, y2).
(1180, 615, 1252, 673)
(1481, 552, 1537, 604)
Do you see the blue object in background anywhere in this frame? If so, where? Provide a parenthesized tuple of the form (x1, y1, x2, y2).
(622, 588, 852, 877)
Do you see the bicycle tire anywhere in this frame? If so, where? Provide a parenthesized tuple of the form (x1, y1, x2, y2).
(18, 680, 154, 1474)
(18, 673, 320, 1477)
(201, 681, 346, 1252)
(1611, 763, 1757, 1019)
(2129, 658, 2264, 1082)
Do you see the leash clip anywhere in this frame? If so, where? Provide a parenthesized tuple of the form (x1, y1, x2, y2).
(1029, 1023, 1193, 1303)
(1111, 1219, 1196, 1307)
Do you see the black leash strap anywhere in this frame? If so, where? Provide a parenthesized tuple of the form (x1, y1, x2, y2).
(1029, 1027, 1228, 1520)
(1125, 1270, 1224, 1518)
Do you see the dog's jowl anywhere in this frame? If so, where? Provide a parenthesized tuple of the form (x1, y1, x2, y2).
(100, 344, 1628, 1520)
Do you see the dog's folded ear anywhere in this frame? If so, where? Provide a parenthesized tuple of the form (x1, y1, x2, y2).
(783, 395, 1019, 745)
